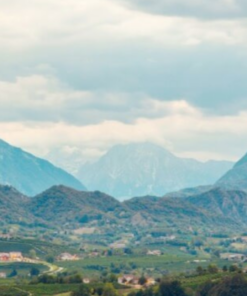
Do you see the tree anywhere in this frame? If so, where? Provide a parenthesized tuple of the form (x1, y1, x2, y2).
(46, 255, 55, 263)
(205, 274, 247, 296)
(108, 274, 118, 283)
(72, 284, 90, 296)
(207, 264, 218, 274)
(196, 266, 205, 276)
(9, 269, 18, 278)
(139, 275, 147, 285)
(229, 265, 239, 273)
(222, 265, 228, 272)
(196, 281, 216, 296)
(95, 287, 104, 296)
(159, 280, 188, 296)
(213, 250, 221, 258)
(30, 267, 40, 277)
(124, 248, 133, 255)
(69, 274, 82, 284)
(29, 249, 37, 259)
(102, 283, 118, 296)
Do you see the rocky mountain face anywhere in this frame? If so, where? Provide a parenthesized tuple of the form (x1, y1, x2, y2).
(0, 139, 86, 196)
(216, 153, 247, 191)
(77, 143, 233, 199)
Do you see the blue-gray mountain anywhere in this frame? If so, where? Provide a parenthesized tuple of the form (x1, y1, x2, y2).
(216, 152, 247, 191)
(77, 143, 234, 199)
(0, 139, 86, 196)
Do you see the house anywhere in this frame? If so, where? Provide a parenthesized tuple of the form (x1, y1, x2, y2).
(0, 234, 11, 240)
(118, 275, 139, 286)
(83, 278, 90, 284)
(110, 243, 126, 249)
(89, 251, 100, 257)
(220, 253, 246, 262)
(147, 250, 162, 256)
(229, 254, 246, 261)
(0, 272, 6, 279)
(145, 277, 156, 287)
(57, 253, 79, 261)
(129, 277, 140, 285)
(0, 253, 10, 262)
(9, 252, 23, 261)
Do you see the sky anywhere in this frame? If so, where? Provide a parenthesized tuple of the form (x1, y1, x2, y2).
(0, 0, 247, 172)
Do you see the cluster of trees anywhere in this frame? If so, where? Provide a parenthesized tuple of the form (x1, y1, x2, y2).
(72, 283, 118, 296)
(30, 273, 83, 284)
(126, 274, 247, 296)
(8, 267, 40, 278)
(197, 274, 247, 296)
(196, 264, 242, 275)
(128, 280, 187, 296)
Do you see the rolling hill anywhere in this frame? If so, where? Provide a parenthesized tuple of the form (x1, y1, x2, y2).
(186, 188, 247, 225)
(0, 185, 33, 225)
(27, 185, 130, 225)
(0, 183, 245, 234)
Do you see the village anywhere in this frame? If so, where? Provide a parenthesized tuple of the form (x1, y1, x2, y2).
(0, 252, 24, 262)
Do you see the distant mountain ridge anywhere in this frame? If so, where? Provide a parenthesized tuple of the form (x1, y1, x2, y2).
(0, 139, 86, 196)
(216, 152, 247, 192)
(77, 142, 234, 199)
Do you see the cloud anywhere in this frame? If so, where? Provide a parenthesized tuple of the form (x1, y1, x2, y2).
(0, 96, 247, 172)
(0, 0, 247, 116)
(0, 73, 246, 172)
(0, 0, 247, 170)
(118, 0, 247, 20)
(0, 74, 207, 126)
(0, 74, 177, 124)
(0, 0, 246, 53)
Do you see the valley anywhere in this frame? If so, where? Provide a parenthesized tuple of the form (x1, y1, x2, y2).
(1, 140, 247, 295)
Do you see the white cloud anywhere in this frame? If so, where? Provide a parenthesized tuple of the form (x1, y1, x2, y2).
(0, 0, 246, 172)
(118, 0, 246, 19)
(0, 73, 246, 170)
(0, 0, 246, 53)
(0, 74, 201, 124)
(0, 98, 247, 171)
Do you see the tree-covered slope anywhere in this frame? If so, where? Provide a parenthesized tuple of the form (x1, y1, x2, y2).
(217, 153, 247, 191)
(0, 185, 33, 224)
(27, 185, 130, 225)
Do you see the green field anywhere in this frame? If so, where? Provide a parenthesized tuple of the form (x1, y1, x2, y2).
(0, 239, 78, 259)
(0, 262, 49, 277)
(57, 252, 204, 277)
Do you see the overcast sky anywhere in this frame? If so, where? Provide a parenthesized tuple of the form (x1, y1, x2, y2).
(0, 0, 247, 170)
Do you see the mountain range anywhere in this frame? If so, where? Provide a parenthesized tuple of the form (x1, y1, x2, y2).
(1, 139, 247, 238)
(1, 184, 246, 235)
(78, 143, 234, 199)
(217, 152, 247, 192)
(0, 139, 85, 196)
